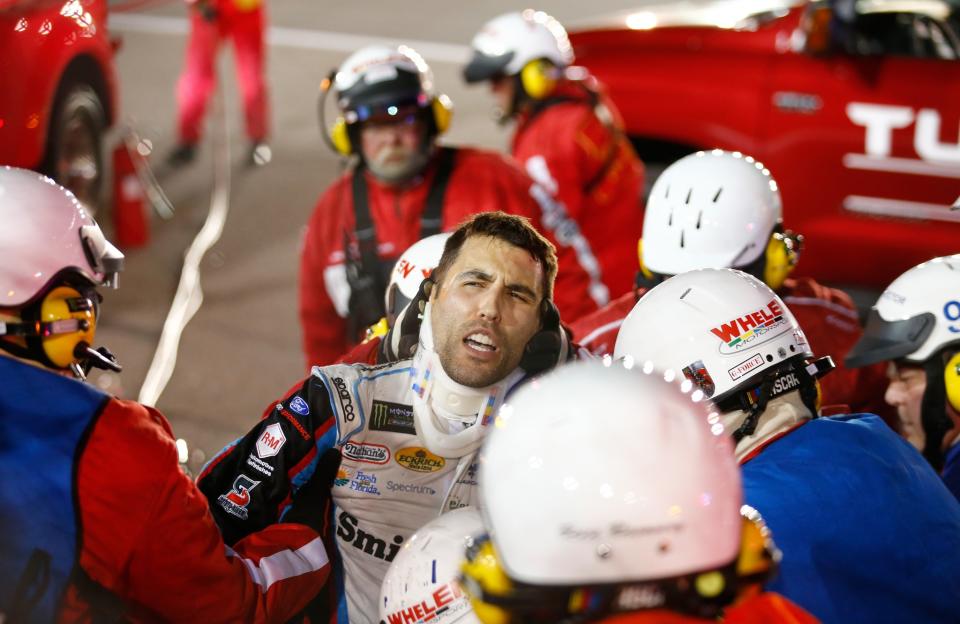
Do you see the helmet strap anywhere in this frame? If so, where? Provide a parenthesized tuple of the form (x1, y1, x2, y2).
(920, 354, 953, 470)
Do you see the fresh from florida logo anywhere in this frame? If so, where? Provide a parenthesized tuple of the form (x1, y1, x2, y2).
(710, 299, 787, 354)
(218, 474, 260, 520)
(396, 447, 446, 473)
(342, 442, 390, 464)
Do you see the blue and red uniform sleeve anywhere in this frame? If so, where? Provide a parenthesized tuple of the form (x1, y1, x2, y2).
(61, 397, 329, 623)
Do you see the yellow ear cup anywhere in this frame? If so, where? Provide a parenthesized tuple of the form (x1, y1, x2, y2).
(944, 352, 960, 413)
(461, 540, 514, 624)
(519, 59, 558, 100)
(637, 238, 654, 281)
(39, 286, 96, 369)
(432, 94, 453, 135)
(329, 117, 352, 156)
(763, 233, 796, 291)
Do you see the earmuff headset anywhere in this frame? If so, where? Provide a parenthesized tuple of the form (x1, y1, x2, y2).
(460, 516, 777, 624)
(763, 229, 804, 291)
(518, 58, 560, 100)
(318, 70, 453, 157)
(944, 351, 960, 413)
(0, 283, 121, 376)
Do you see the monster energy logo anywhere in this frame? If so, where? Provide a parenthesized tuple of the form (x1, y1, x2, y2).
(370, 399, 415, 435)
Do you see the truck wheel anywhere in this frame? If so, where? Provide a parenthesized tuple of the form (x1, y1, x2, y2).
(43, 82, 106, 216)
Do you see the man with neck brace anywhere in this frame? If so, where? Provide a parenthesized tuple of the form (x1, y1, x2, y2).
(613, 268, 960, 624)
(198, 212, 568, 623)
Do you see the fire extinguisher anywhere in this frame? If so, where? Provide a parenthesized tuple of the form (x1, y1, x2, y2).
(112, 133, 149, 248)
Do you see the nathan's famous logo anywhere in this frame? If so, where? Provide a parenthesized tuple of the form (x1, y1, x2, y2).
(342, 441, 390, 464)
(384, 582, 469, 624)
(710, 300, 786, 354)
(370, 399, 415, 435)
(331, 376, 355, 422)
(336, 510, 403, 562)
(396, 447, 445, 473)
(218, 474, 260, 520)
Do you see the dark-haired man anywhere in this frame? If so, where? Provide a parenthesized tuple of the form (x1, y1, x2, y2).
(199, 212, 570, 623)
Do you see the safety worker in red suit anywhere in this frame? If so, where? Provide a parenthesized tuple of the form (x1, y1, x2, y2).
(614, 269, 960, 623)
(301, 44, 597, 368)
(455, 361, 818, 624)
(846, 255, 960, 500)
(0, 167, 328, 621)
(463, 9, 644, 301)
(569, 150, 891, 419)
(168, 0, 269, 166)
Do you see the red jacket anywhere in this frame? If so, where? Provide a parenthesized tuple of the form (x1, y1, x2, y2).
(299, 146, 597, 368)
(59, 396, 328, 622)
(570, 277, 892, 419)
(513, 81, 644, 300)
(780, 277, 893, 421)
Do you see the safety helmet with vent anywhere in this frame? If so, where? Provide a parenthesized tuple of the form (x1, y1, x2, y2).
(463, 10, 573, 85)
(379, 507, 484, 624)
(462, 361, 767, 622)
(641, 151, 783, 278)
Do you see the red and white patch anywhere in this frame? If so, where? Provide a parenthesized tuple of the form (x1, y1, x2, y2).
(256, 423, 286, 459)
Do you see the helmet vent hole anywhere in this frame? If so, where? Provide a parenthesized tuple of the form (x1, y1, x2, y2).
(766, 355, 774, 362)
(696, 210, 703, 230)
(665, 184, 670, 198)
(713, 187, 723, 203)
(680, 230, 685, 248)
(668, 210, 673, 226)
(685, 188, 692, 205)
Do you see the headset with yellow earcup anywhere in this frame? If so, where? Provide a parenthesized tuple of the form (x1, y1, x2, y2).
(0, 285, 98, 370)
(518, 58, 559, 100)
(944, 351, 960, 413)
(763, 229, 804, 291)
(319, 74, 454, 157)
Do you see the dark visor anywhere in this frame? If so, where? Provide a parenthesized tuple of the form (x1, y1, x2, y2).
(463, 51, 514, 83)
(844, 309, 936, 368)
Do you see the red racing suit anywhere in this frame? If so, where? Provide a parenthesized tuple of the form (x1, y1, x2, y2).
(300, 146, 596, 368)
(175, 0, 268, 144)
(512, 80, 644, 300)
(602, 592, 818, 623)
(570, 277, 892, 418)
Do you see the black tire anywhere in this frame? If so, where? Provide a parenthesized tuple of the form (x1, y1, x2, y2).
(42, 81, 106, 216)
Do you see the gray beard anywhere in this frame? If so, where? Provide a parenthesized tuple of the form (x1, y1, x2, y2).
(367, 148, 431, 184)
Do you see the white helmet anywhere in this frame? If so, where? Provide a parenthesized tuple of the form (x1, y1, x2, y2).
(0, 167, 123, 308)
(410, 302, 525, 458)
(334, 45, 433, 121)
(462, 361, 746, 621)
(379, 507, 484, 624)
(385, 233, 450, 322)
(846, 255, 960, 367)
(615, 269, 815, 404)
(463, 10, 573, 83)
(641, 150, 783, 277)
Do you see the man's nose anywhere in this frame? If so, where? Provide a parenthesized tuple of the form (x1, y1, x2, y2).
(884, 380, 904, 407)
(476, 286, 502, 322)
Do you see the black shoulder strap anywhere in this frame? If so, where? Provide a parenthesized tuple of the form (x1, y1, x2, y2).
(421, 146, 457, 237)
(350, 164, 385, 287)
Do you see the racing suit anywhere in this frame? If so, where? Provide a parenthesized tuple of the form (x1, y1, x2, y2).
(512, 80, 644, 300)
(732, 401, 960, 623)
(0, 355, 328, 622)
(602, 592, 817, 623)
(197, 359, 499, 623)
(299, 146, 596, 367)
(175, 0, 268, 145)
(569, 277, 890, 418)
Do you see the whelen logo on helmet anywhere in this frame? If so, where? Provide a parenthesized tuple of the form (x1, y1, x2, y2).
(710, 299, 787, 354)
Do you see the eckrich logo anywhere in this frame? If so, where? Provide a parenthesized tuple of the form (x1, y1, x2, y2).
(218, 475, 260, 520)
(331, 377, 356, 422)
(710, 299, 787, 354)
(370, 399, 415, 435)
(396, 447, 445, 473)
(384, 582, 468, 624)
(256, 423, 286, 458)
(342, 442, 390, 464)
(336, 510, 403, 562)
